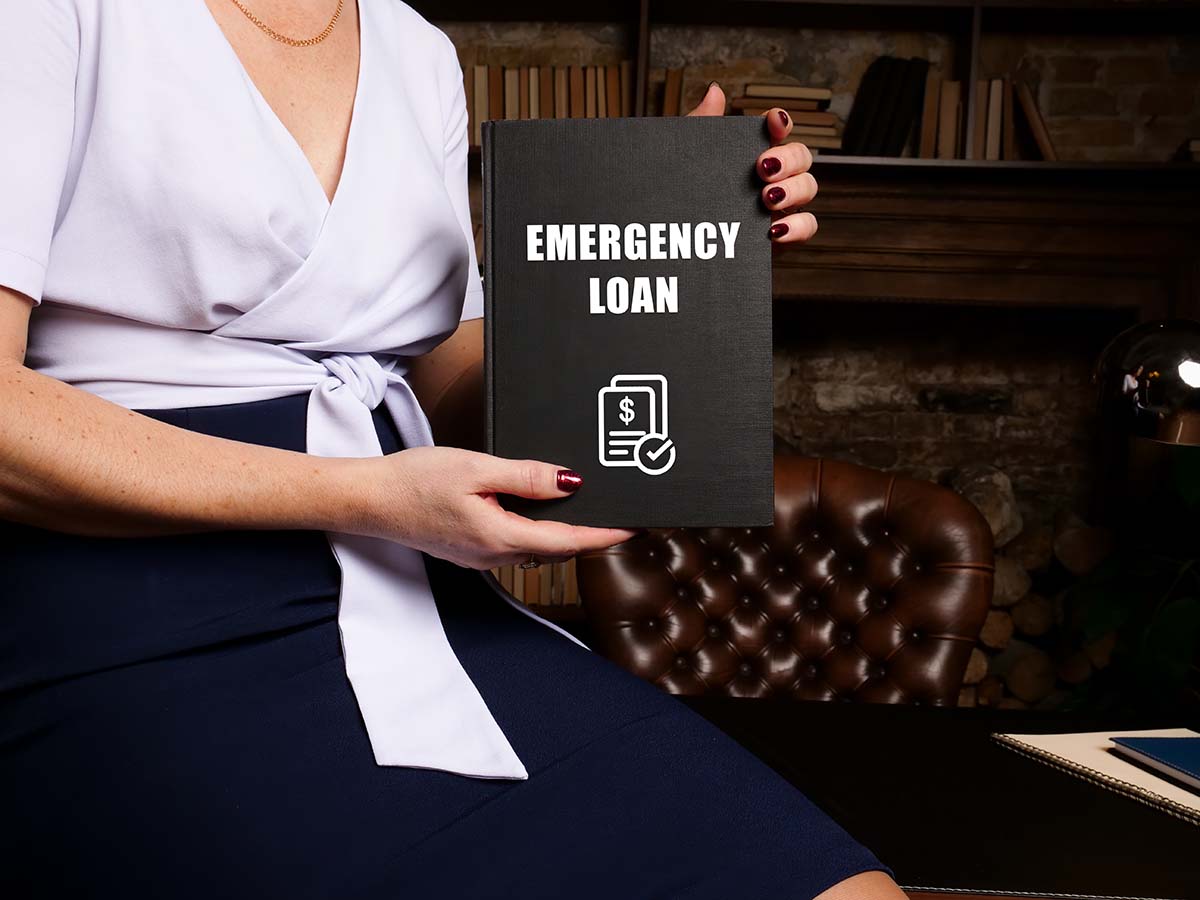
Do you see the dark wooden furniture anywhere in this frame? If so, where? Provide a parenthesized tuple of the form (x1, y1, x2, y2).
(576, 455, 994, 704)
(684, 695, 1200, 899)
(430, 2, 1200, 316)
(790, 156, 1200, 319)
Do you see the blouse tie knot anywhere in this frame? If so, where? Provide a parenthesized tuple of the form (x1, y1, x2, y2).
(319, 352, 393, 410)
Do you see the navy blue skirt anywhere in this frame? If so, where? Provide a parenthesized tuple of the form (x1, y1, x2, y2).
(0, 393, 888, 899)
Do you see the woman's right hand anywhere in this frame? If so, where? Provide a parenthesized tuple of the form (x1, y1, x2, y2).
(342, 446, 637, 570)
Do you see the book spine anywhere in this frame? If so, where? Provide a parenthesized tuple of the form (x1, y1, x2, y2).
(482, 120, 496, 457)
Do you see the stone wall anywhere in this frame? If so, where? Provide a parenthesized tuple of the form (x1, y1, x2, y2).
(772, 303, 1134, 529)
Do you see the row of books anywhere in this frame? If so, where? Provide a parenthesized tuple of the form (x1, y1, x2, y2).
(924, 75, 1057, 161)
(465, 62, 635, 147)
(492, 560, 579, 607)
(845, 54, 1057, 160)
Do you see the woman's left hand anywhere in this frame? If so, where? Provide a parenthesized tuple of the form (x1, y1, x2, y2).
(686, 82, 819, 244)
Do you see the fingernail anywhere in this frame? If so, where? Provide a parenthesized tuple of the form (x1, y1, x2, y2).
(556, 469, 583, 492)
(766, 186, 786, 205)
(777, 110, 789, 128)
(707, 79, 719, 92)
(760, 156, 782, 176)
(769, 222, 789, 239)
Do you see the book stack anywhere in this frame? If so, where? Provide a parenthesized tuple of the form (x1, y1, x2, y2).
(730, 82, 840, 153)
(844, 55, 1057, 160)
(465, 62, 635, 148)
(492, 560, 579, 607)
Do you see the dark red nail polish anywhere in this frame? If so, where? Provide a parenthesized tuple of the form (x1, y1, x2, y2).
(760, 156, 782, 176)
(777, 110, 789, 128)
(766, 186, 786, 205)
(769, 222, 789, 239)
(556, 469, 583, 492)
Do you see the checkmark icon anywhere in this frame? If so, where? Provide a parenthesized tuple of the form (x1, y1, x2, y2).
(632, 432, 677, 476)
(646, 438, 674, 461)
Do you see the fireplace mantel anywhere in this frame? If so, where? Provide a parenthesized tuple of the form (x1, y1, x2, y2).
(778, 157, 1200, 320)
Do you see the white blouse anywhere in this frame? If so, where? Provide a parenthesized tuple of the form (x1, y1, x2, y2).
(1, 0, 570, 780)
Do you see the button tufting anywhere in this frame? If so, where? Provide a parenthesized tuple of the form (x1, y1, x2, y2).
(706, 623, 721, 638)
(811, 531, 821, 541)
(838, 629, 853, 646)
(738, 662, 752, 676)
(805, 663, 819, 678)
(674, 655, 688, 669)
(774, 563, 786, 575)
(675, 586, 688, 599)
(739, 595, 752, 607)
(844, 563, 854, 574)
(773, 628, 786, 642)
(910, 630, 921, 641)
(645, 618, 658, 630)
(805, 596, 821, 611)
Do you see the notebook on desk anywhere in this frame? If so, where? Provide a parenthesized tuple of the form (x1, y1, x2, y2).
(993, 728, 1200, 826)
(1111, 736, 1200, 793)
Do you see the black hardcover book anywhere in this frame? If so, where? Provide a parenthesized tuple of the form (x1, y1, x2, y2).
(483, 116, 774, 527)
(883, 57, 930, 156)
(842, 55, 891, 154)
(864, 56, 909, 156)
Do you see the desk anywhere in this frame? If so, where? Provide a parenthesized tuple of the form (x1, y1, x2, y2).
(683, 696, 1199, 900)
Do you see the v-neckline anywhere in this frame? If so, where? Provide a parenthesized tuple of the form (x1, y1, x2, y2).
(196, 0, 366, 216)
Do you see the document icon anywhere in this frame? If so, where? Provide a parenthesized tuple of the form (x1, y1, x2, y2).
(597, 375, 675, 475)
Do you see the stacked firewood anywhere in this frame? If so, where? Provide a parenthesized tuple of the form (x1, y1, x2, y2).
(950, 465, 1115, 709)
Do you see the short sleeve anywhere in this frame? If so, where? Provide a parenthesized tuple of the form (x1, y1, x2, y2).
(0, 0, 79, 305)
(437, 32, 484, 322)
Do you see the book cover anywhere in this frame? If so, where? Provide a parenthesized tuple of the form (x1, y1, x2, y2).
(937, 79, 961, 159)
(842, 55, 891, 154)
(1112, 737, 1200, 792)
(985, 77, 1003, 160)
(745, 83, 831, 102)
(971, 78, 987, 160)
(482, 116, 774, 527)
(864, 56, 908, 156)
(917, 73, 940, 158)
(883, 57, 929, 156)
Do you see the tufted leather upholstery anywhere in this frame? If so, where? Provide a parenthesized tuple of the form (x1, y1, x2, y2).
(576, 456, 994, 706)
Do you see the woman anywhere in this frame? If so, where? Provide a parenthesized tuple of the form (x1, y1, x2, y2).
(0, 2, 902, 897)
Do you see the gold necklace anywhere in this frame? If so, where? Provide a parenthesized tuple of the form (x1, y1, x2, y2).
(227, 0, 345, 47)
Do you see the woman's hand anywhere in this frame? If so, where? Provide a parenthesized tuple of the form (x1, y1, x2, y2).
(686, 82, 819, 243)
(345, 447, 636, 570)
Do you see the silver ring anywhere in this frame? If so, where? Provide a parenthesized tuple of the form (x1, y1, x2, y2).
(518, 554, 540, 570)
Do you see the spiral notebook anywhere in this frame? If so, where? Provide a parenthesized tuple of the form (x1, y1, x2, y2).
(994, 728, 1200, 826)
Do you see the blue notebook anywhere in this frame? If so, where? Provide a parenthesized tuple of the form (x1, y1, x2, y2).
(1111, 736, 1200, 794)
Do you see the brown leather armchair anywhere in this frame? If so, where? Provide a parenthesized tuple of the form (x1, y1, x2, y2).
(577, 456, 993, 706)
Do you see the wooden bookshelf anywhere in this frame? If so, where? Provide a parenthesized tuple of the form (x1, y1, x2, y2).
(422, 0, 1200, 162)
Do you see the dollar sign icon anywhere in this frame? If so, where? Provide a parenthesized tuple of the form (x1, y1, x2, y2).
(618, 395, 636, 426)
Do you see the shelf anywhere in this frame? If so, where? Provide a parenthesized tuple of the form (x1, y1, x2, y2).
(809, 155, 1200, 178)
(470, 144, 1199, 180)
